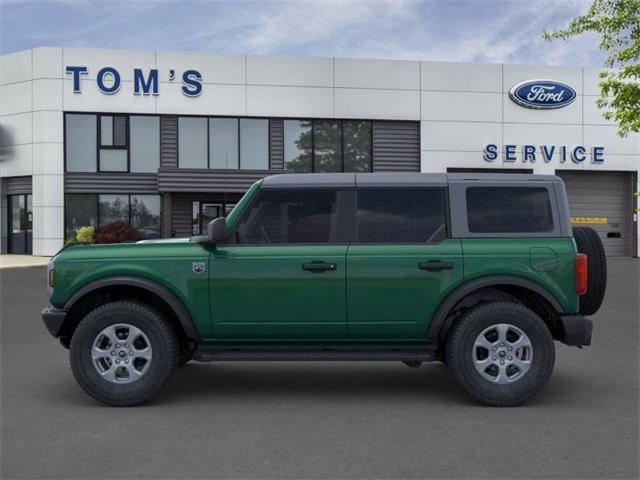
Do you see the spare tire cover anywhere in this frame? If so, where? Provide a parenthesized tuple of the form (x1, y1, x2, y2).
(572, 226, 607, 315)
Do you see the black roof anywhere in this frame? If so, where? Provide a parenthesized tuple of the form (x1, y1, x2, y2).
(261, 172, 560, 188)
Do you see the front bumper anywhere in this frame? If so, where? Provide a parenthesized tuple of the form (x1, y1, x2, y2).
(42, 306, 68, 338)
(559, 314, 593, 346)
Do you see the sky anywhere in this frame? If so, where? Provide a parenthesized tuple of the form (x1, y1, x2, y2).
(0, 0, 605, 66)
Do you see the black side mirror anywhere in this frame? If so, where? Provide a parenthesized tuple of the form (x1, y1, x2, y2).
(207, 217, 228, 243)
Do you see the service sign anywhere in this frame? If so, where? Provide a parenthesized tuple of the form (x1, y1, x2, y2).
(509, 79, 577, 109)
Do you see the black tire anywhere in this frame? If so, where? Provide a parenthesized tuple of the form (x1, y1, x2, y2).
(446, 301, 555, 407)
(70, 301, 178, 407)
(177, 348, 194, 367)
(572, 226, 607, 315)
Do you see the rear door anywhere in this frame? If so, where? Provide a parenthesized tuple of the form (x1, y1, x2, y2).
(210, 188, 349, 340)
(346, 188, 463, 340)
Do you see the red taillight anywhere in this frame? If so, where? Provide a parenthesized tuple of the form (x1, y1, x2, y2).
(575, 253, 588, 295)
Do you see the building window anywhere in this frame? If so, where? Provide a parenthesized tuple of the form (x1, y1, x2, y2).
(65, 114, 97, 172)
(65, 113, 159, 173)
(284, 119, 372, 173)
(356, 189, 446, 243)
(240, 118, 269, 170)
(343, 121, 372, 172)
(65, 194, 161, 240)
(130, 116, 160, 173)
(98, 194, 130, 225)
(283, 120, 312, 173)
(178, 116, 269, 170)
(99, 115, 128, 172)
(65, 194, 97, 238)
(466, 187, 554, 233)
(178, 117, 208, 168)
(191, 200, 236, 235)
(131, 195, 161, 238)
(209, 118, 239, 169)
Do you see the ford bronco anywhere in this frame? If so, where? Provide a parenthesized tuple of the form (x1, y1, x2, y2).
(42, 173, 607, 407)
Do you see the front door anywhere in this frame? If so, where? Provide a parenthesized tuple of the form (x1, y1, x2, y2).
(8, 194, 32, 254)
(209, 188, 348, 340)
(346, 188, 463, 340)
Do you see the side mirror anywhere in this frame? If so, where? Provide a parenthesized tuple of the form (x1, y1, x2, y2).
(207, 217, 228, 243)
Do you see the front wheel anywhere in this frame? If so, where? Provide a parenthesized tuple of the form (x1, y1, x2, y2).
(446, 301, 555, 407)
(70, 301, 178, 407)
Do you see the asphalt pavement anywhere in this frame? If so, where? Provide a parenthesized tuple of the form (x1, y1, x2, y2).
(1, 259, 638, 479)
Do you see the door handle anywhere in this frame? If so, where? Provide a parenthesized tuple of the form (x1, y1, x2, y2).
(418, 262, 454, 271)
(302, 262, 337, 272)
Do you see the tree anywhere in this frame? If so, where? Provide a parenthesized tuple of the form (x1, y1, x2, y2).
(543, 0, 640, 136)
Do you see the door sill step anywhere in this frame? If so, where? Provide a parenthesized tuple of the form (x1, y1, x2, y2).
(192, 350, 436, 362)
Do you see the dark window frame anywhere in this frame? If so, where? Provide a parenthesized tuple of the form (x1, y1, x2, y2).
(284, 119, 374, 174)
(98, 114, 129, 172)
(64, 193, 162, 239)
(177, 115, 271, 170)
(63, 111, 161, 174)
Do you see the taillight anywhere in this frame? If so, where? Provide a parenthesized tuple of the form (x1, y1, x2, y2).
(575, 253, 588, 295)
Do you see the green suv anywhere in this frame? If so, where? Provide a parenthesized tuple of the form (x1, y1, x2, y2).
(42, 173, 606, 407)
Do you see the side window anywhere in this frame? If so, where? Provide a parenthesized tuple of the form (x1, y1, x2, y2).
(466, 187, 554, 233)
(356, 188, 447, 243)
(236, 190, 338, 244)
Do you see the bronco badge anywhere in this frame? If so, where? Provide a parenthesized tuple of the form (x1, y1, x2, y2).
(192, 262, 206, 274)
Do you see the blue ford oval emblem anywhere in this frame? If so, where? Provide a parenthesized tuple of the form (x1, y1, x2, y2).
(509, 79, 577, 109)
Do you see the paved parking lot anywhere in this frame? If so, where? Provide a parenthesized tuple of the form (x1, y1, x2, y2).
(1, 260, 638, 479)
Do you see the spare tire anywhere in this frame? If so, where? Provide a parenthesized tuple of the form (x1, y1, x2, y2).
(572, 226, 607, 315)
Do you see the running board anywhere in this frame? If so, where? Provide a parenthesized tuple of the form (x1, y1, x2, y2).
(192, 350, 436, 362)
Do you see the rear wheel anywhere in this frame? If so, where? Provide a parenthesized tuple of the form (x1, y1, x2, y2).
(572, 226, 607, 315)
(70, 301, 178, 407)
(446, 301, 555, 407)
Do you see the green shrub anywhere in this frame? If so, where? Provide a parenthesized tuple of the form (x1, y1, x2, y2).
(75, 225, 95, 243)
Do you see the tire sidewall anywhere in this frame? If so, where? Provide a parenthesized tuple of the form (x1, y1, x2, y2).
(447, 303, 555, 406)
(70, 302, 177, 405)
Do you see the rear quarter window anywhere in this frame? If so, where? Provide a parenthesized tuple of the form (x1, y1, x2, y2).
(466, 187, 554, 233)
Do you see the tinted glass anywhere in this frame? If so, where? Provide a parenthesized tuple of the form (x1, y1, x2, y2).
(130, 116, 160, 173)
(210, 118, 239, 169)
(237, 190, 337, 244)
(99, 149, 127, 171)
(357, 189, 446, 243)
(343, 121, 371, 172)
(131, 195, 161, 238)
(240, 119, 269, 170)
(98, 195, 129, 226)
(313, 121, 341, 172)
(466, 187, 554, 233)
(66, 114, 97, 172)
(178, 117, 207, 168)
(284, 120, 312, 172)
(113, 116, 127, 146)
(65, 194, 97, 238)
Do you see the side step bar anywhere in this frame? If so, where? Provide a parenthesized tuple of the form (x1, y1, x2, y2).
(193, 350, 436, 362)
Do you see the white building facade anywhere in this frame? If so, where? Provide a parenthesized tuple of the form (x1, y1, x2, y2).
(1, 47, 638, 256)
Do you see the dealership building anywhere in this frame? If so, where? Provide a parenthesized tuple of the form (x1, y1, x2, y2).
(0, 47, 638, 257)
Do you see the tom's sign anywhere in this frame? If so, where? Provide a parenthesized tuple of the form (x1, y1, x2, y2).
(65, 66, 203, 97)
(509, 79, 576, 109)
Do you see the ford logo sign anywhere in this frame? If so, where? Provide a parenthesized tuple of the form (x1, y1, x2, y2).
(509, 79, 577, 109)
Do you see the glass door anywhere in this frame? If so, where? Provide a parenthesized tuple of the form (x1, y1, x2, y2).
(8, 194, 32, 254)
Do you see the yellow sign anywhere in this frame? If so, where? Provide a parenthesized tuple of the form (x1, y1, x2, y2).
(571, 217, 608, 225)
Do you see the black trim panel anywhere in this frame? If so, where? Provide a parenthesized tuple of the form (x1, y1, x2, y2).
(63, 276, 199, 340)
(426, 275, 564, 341)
